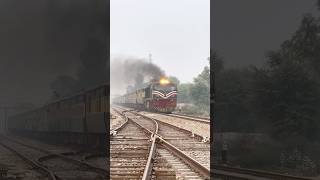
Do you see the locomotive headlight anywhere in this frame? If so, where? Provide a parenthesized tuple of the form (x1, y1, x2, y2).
(160, 78, 170, 85)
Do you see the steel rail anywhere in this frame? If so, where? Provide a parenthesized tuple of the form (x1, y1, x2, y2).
(2, 135, 107, 177)
(116, 107, 317, 180)
(141, 136, 157, 180)
(121, 110, 159, 180)
(212, 165, 316, 180)
(110, 108, 129, 136)
(172, 112, 210, 120)
(83, 153, 105, 161)
(142, 116, 159, 180)
(166, 113, 210, 124)
(121, 109, 210, 179)
(212, 169, 271, 180)
(130, 111, 208, 142)
(113, 105, 210, 123)
(110, 112, 152, 179)
(0, 137, 57, 180)
(157, 136, 210, 179)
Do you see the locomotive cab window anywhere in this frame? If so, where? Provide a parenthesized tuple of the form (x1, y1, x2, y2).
(154, 84, 177, 92)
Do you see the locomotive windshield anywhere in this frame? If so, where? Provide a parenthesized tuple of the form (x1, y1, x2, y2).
(153, 83, 177, 92)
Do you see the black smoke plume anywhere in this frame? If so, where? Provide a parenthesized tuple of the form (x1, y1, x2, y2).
(111, 57, 165, 95)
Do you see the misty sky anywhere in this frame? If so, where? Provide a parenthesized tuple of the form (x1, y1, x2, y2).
(110, 0, 210, 83)
(213, 0, 319, 68)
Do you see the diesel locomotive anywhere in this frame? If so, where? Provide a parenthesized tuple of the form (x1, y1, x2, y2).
(113, 77, 177, 113)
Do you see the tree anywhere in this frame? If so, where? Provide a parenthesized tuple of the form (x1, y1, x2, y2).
(177, 83, 192, 104)
(169, 76, 180, 85)
(254, 59, 320, 141)
(190, 66, 210, 112)
(212, 51, 224, 75)
(215, 67, 256, 132)
(254, 14, 320, 141)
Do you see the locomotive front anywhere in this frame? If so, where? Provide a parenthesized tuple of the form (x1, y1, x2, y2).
(149, 77, 177, 113)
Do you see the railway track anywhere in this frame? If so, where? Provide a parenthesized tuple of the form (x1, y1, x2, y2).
(156, 119, 210, 168)
(110, 119, 153, 179)
(114, 105, 210, 143)
(0, 135, 107, 180)
(112, 107, 210, 179)
(167, 113, 210, 124)
(114, 105, 210, 124)
(9, 133, 108, 170)
(111, 108, 176, 179)
(126, 110, 210, 167)
(212, 165, 317, 180)
(113, 106, 318, 180)
(0, 137, 55, 180)
(172, 112, 209, 120)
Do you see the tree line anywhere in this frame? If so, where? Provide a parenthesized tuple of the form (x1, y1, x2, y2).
(214, 13, 320, 144)
(169, 59, 210, 116)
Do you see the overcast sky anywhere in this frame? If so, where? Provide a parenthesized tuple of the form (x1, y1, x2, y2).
(213, 0, 319, 68)
(111, 0, 210, 83)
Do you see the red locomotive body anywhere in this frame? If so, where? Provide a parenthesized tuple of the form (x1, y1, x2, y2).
(113, 78, 177, 113)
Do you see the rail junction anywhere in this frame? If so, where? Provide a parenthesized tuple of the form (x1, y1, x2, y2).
(111, 106, 210, 179)
(111, 106, 317, 180)
(0, 134, 107, 180)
